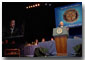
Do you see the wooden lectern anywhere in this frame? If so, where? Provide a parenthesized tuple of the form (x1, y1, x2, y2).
(53, 27, 69, 56)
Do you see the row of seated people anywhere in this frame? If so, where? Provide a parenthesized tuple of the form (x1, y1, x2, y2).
(3, 35, 81, 46)
(25, 38, 54, 46)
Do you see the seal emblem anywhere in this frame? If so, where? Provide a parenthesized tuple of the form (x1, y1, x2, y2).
(57, 28, 63, 34)
(63, 9, 79, 23)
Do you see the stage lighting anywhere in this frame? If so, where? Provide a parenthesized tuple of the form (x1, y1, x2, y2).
(29, 6, 31, 8)
(35, 4, 38, 7)
(26, 6, 28, 9)
(45, 3, 47, 6)
(33, 5, 35, 7)
(49, 4, 51, 6)
(37, 4, 40, 6)
(30, 6, 33, 8)
(26, 3, 40, 9)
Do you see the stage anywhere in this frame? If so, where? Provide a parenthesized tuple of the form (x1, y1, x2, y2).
(23, 38, 82, 57)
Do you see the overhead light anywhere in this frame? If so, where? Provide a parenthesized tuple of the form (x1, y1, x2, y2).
(26, 6, 28, 9)
(37, 4, 40, 6)
(45, 3, 47, 6)
(33, 5, 35, 7)
(29, 6, 31, 8)
(35, 4, 38, 7)
(26, 3, 40, 9)
(30, 6, 33, 8)
(49, 4, 51, 6)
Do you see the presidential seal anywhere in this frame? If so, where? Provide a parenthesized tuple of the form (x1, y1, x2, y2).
(63, 9, 79, 23)
(57, 28, 63, 34)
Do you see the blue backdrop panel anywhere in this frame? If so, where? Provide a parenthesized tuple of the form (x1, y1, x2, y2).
(55, 2, 82, 27)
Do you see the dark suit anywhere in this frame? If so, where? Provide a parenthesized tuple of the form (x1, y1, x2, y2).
(5, 27, 22, 37)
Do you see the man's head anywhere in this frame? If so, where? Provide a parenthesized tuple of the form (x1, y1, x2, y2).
(42, 38, 45, 42)
(51, 38, 54, 41)
(35, 39, 38, 43)
(10, 19, 15, 28)
(60, 21, 64, 26)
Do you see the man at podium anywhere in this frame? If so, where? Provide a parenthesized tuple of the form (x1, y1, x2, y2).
(59, 21, 69, 31)
(53, 21, 69, 56)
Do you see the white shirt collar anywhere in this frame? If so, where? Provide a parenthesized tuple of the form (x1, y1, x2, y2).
(60, 26, 63, 27)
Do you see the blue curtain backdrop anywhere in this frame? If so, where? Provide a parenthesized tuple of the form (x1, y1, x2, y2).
(55, 2, 82, 28)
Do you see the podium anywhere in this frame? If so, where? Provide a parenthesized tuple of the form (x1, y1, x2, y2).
(53, 27, 69, 56)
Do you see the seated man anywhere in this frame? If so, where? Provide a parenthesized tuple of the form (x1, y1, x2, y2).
(42, 38, 46, 42)
(51, 37, 54, 41)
